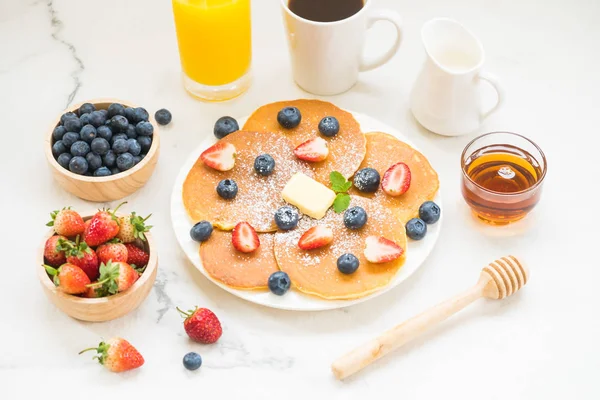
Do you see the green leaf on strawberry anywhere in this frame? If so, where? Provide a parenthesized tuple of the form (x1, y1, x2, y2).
(130, 212, 153, 242)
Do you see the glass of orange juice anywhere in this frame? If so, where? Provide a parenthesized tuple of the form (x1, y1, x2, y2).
(172, 0, 252, 101)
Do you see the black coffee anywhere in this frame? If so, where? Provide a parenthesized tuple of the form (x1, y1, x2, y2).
(288, 0, 364, 23)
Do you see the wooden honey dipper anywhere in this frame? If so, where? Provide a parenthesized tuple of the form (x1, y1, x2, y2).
(331, 255, 528, 380)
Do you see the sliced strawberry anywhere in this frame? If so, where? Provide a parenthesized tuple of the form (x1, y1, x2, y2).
(381, 162, 411, 196)
(293, 137, 329, 162)
(231, 222, 260, 253)
(364, 236, 404, 263)
(200, 142, 236, 171)
(298, 225, 333, 250)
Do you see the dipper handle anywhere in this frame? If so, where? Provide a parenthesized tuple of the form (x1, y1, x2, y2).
(331, 281, 485, 380)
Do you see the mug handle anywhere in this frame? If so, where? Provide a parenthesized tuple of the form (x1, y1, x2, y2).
(359, 10, 403, 72)
(478, 71, 506, 121)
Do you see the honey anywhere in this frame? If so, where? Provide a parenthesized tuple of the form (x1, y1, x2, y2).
(461, 143, 544, 224)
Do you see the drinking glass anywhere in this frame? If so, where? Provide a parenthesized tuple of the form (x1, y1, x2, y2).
(172, 0, 252, 101)
(461, 132, 547, 225)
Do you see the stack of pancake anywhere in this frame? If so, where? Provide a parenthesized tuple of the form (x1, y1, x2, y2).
(182, 100, 439, 300)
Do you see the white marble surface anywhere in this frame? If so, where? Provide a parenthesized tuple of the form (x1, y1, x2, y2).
(1, 0, 598, 398)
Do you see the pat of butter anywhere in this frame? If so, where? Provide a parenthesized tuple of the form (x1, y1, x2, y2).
(282, 172, 336, 219)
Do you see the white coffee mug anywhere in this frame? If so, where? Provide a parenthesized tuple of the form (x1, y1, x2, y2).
(410, 18, 505, 136)
(281, 0, 403, 96)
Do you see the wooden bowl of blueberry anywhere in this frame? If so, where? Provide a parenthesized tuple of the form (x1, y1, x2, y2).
(46, 98, 172, 202)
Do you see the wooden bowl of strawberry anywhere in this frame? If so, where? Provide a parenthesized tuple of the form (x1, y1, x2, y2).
(38, 202, 158, 322)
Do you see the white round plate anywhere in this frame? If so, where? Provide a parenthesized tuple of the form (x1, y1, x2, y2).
(171, 111, 442, 311)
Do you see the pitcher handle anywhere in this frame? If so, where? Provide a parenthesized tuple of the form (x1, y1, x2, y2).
(359, 10, 403, 72)
(478, 71, 506, 121)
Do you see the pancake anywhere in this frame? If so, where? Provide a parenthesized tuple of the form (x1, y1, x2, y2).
(242, 99, 366, 185)
(182, 130, 313, 232)
(274, 196, 406, 300)
(350, 132, 439, 224)
(199, 231, 278, 290)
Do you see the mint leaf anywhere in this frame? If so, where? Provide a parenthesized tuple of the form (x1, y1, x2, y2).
(330, 171, 348, 193)
(333, 193, 350, 213)
(341, 181, 352, 192)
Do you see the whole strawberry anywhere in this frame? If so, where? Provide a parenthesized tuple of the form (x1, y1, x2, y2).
(177, 306, 222, 344)
(116, 212, 152, 243)
(59, 236, 100, 281)
(79, 337, 144, 372)
(44, 235, 67, 267)
(47, 207, 85, 237)
(88, 261, 139, 297)
(97, 241, 128, 265)
(44, 263, 90, 295)
(83, 202, 126, 247)
(124, 243, 149, 268)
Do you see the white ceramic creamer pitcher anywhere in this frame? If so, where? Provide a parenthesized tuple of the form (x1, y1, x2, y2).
(410, 18, 505, 136)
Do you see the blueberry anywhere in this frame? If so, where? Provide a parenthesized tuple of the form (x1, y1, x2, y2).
(124, 107, 135, 121)
(190, 220, 213, 242)
(93, 166, 112, 177)
(111, 133, 128, 144)
(60, 112, 77, 125)
(277, 107, 301, 129)
(70, 140, 90, 157)
(116, 152, 135, 171)
(78, 103, 96, 115)
(96, 125, 113, 141)
(343, 206, 367, 230)
(85, 152, 102, 171)
(112, 138, 129, 154)
(68, 156, 88, 175)
(274, 205, 299, 230)
(91, 137, 110, 155)
(107, 103, 125, 118)
(155, 108, 172, 125)
(132, 107, 149, 123)
(98, 109, 108, 118)
(52, 126, 66, 141)
(318, 116, 340, 137)
(268, 271, 291, 295)
(337, 253, 359, 274)
(216, 179, 238, 199)
(64, 117, 82, 133)
(137, 136, 152, 153)
(140, 153, 147, 159)
(103, 150, 117, 168)
(405, 218, 427, 240)
(254, 154, 275, 176)
(62, 132, 80, 147)
(88, 110, 106, 127)
(110, 115, 129, 133)
(52, 140, 67, 158)
(79, 124, 96, 143)
(213, 116, 239, 139)
(127, 138, 141, 156)
(353, 167, 380, 193)
(125, 124, 137, 139)
(133, 155, 142, 164)
(135, 121, 154, 136)
(183, 352, 202, 371)
(57, 153, 72, 169)
(79, 113, 91, 125)
(110, 167, 120, 175)
(419, 201, 441, 224)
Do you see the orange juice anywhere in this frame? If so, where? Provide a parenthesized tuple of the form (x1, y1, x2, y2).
(172, 0, 252, 99)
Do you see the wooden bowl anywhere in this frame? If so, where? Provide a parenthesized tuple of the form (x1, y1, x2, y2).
(38, 214, 158, 322)
(45, 98, 160, 202)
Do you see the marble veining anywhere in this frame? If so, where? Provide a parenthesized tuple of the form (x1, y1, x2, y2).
(46, 0, 83, 108)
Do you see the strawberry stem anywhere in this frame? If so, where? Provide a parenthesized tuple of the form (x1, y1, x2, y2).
(176, 306, 196, 319)
(78, 347, 98, 355)
(43, 264, 57, 276)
